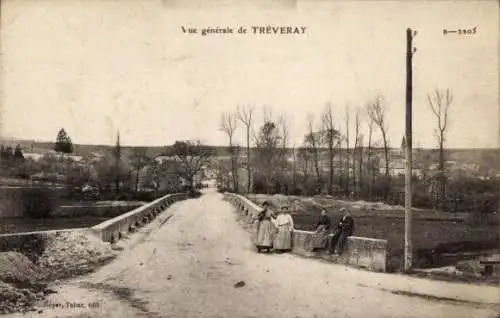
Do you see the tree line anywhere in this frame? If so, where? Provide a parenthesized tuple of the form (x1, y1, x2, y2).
(219, 90, 498, 213)
(1, 128, 214, 201)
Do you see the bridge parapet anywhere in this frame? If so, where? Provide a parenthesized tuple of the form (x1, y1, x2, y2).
(91, 193, 188, 243)
(224, 192, 389, 272)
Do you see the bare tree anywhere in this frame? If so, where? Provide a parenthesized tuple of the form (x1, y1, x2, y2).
(358, 133, 364, 195)
(277, 113, 291, 193)
(169, 140, 214, 190)
(130, 148, 151, 192)
(305, 114, 322, 193)
(254, 119, 281, 194)
(236, 105, 254, 194)
(427, 89, 453, 200)
(365, 108, 375, 196)
(278, 114, 290, 153)
(291, 143, 297, 193)
(322, 103, 340, 195)
(220, 112, 239, 192)
(352, 109, 361, 193)
(367, 95, 390, 199)
(296, 146, 310, 195)
(344, 106, 350, 195)
(113, 131, 121, 195)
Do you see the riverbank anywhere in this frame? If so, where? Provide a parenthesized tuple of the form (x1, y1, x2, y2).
(1, 201, 145, 234)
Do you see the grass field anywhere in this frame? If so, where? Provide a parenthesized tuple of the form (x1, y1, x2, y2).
(247, 194, 499, 268)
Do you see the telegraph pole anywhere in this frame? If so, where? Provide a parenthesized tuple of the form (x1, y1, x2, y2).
(404, 28, 416, 272)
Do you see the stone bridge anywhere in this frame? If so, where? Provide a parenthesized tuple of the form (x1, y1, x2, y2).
(2, 189, 499, 318)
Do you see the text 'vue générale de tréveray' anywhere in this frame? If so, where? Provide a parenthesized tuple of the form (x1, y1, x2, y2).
(181, 25, 308, 36)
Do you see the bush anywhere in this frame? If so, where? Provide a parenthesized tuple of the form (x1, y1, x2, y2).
(0, 234, 47, 265)
(20, 187, 57, 218)
(217, 187, 227, 193)
(188, 189, 202, 198)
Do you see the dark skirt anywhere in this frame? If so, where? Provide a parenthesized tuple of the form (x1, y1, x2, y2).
(312, 225, 330, 249)
(253, 219, 275, 248)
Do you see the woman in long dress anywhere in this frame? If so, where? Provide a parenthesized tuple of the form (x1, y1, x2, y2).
(253, 201, 276, 253)
(312, 208, 331, 251)
(272, 207, 294, 253)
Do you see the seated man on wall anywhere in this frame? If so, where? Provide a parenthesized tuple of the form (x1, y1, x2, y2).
(328, 208, 355, 256)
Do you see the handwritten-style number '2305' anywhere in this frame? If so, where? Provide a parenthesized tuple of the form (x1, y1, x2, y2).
(443, 27, 477, 35)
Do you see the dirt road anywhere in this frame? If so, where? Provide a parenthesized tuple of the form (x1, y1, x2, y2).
(13, 189, 500, 318)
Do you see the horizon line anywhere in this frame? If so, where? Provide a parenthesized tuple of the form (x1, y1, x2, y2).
(1, 137, 498, 151)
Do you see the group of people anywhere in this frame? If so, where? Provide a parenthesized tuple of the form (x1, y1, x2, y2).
(312, 207, 354, 255)
(252, 201, 294, 253)
(252, 201, 355, 256)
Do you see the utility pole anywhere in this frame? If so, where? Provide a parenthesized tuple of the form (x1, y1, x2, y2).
(404, 28, 416, 272)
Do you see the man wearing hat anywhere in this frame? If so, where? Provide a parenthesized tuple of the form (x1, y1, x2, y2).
(328, 207, 355, 255)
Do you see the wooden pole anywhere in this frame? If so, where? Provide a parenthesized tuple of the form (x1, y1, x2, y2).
(404, 28, 414, 272)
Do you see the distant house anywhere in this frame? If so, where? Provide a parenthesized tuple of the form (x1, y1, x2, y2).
(86, 152, 106, 164)
(154, 155, 182, 164)
(23, 152, 44, 161)
(68, 155, 83, 162)
(154, 155, 169, 164)
(379, 159, 423, 178)
(130, 166, 155, 191)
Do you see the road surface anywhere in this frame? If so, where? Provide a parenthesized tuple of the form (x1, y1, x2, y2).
(15, 189, 500, 318)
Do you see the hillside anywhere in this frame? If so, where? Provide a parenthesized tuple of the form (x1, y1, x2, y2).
(1, 138, 498, 168)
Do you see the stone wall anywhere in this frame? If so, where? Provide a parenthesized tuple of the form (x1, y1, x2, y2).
(291, 230, 388, 272)
(91, 193, 188, 243)
(224, 192, 389, 272)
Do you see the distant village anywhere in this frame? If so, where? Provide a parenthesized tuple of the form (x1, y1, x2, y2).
(0, 131, 497, 212)
(1, 139, 498, 188)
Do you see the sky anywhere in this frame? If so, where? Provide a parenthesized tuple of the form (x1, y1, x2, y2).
(0, 0, 498, 148)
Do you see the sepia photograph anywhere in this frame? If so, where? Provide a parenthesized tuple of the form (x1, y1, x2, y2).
(0, 0, 499, 317)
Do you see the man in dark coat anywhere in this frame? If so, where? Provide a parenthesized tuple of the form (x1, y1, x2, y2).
(328, 208, 355, 255)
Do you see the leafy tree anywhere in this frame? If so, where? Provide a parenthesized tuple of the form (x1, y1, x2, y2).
(3, 146, 13, 158)
(14, 144, 25, 162)
(0, 145, 13, 166)
(54, 128, 74, 155)
(66, 164, 92, 188)
(94, 155, 131, 195)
